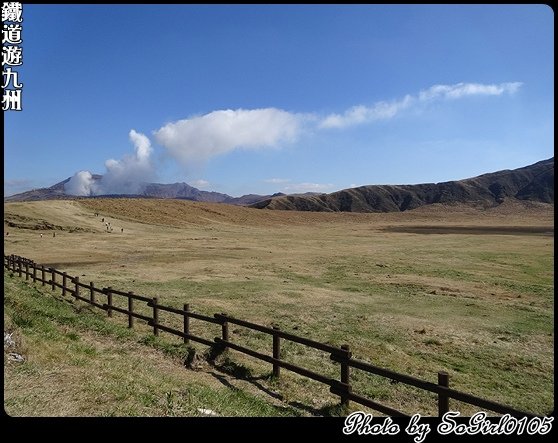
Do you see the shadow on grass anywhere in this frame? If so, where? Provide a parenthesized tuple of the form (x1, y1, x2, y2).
(200, 344, 344, 417)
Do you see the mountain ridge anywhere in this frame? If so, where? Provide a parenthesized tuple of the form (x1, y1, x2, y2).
(250, 157, 553, 212)
(5, 158, 553, 212)
(4, 177, 285, 206)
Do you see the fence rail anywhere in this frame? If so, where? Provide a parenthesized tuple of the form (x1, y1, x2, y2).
(4, 253, 540, 418)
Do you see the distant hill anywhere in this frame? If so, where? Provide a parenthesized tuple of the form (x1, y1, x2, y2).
(5, 158, 553, 211)
(3, 175, 102, 202)
(141, 182, 230, 203)
(4, 177, 281, 206)
(251, 158, 554, 212)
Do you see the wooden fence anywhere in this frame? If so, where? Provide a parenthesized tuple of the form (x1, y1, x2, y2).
(4, 253, 540, 418)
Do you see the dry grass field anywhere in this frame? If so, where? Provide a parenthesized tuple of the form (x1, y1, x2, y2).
(4, 198, 554, 416)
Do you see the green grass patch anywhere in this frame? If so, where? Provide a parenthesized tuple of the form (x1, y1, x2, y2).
(3, 270, 302, 417)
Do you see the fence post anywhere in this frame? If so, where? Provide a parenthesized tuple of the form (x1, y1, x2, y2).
(128, 292, 134, 328)
(272, 325, 281, 378)
(11, 255, 15, 271)
(32, 263, 37, 283)
(183, 303, 190, 344)
(17, 257, 22, 277)
(74, 276, 79, 299)
(90, 282, 95, 304)
(152, 297, 159, 336)
(438, 371, 450, 417)
(214, 313, 229, 353)
(62, 272, 67, 296)
(51, 268, 56, 291)
(221, 313, 229, 342)
(340, 344, 352, 407)
(106, 287, 113, 317)
(25, 261, 29, 281)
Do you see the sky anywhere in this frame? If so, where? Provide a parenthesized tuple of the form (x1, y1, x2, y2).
(3, 4, 554, 197)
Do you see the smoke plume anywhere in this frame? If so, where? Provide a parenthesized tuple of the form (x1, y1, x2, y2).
(65, 129, 155, 196)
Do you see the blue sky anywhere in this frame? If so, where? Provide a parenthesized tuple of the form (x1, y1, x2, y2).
(4, 4, 554, 197)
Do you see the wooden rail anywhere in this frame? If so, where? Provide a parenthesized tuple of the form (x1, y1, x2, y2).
(4, 254, 541, 418)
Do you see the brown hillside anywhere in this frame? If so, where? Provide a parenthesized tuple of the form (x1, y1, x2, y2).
(76, 197, 553, 229)
(252, 158, 554, 212)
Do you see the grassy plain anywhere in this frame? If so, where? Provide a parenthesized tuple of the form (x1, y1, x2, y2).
(3, 198, 554, 416)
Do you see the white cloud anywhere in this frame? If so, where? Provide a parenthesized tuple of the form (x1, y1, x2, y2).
(154, 108, 303, 166)
(320, 95, 414, 129)
(190, 179, 210, 189)
(264, 178, 291, 184)
(418, 81, 523, 101)
(282, 182, 335, 194)
(263, 178, 334, 194)
(320, 82, 522, 129)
